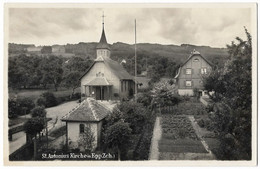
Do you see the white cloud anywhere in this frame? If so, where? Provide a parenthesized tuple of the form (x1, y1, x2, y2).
(8, 7, 252, 47)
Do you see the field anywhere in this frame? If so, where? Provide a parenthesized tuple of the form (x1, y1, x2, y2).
(159, 114, 207, 155)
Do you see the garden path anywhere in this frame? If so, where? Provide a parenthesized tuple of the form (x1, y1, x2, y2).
(149, 117, 162, 160)
(188, 115, 216, 159)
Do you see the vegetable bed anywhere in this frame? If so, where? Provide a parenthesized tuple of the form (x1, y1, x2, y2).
(159, 114, 207, 154)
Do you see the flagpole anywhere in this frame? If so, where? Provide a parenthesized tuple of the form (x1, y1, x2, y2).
(134, 19, 137, 99)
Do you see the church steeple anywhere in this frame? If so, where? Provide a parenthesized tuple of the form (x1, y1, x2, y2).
(96, 12, 110, 51)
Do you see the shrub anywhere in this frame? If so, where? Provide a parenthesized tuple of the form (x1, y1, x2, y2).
(8, 99, 18, 118)
(31, 106, 46, 118)
(16, 97, 35, 115)
(37, 92, 57, 108)
(136, 92, 152, 107)
(118, 101, 148, 134)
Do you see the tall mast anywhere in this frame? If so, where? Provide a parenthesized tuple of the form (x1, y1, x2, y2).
(134, 19, 137, 97)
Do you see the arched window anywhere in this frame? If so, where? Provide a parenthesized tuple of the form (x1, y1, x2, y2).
(79, 124, 84, 133)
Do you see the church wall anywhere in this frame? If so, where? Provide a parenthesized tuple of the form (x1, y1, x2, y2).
(81, 61, 121, 100)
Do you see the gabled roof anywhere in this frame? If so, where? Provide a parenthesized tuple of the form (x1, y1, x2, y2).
(96, 28, 110, 50)
(61, 98, 111, 122)
(79, 57, 134, 81)
(85, 77, 112, 86)
(174, 50, 213, 79)
(180, 50, 213, 67)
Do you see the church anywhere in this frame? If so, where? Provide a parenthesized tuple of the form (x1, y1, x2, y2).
(79, 18, 136, 101)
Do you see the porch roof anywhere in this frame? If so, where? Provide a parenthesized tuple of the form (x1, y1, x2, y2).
(85, 77, 112, 86)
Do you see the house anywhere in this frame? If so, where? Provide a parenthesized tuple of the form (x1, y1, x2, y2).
(79, 21, 136, 101)
(174, 49, 212, 96)
(61, 97, 111, 150)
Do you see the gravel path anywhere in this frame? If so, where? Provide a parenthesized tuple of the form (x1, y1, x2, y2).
(149, 117, 162, 160)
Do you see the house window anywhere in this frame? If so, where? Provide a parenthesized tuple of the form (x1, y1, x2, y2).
(201, 68, 207, 74)
(79, 124, 84, 133)
(186, 80, 192, 87)
(186, 68, 192, 75)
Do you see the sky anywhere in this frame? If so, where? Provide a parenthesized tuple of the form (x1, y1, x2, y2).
(8, 7, 252, 48)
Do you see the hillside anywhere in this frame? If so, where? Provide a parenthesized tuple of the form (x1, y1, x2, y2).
(8, 42, 229, 78)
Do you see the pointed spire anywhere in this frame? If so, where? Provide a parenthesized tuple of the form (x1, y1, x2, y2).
(96, 11, 110, 50)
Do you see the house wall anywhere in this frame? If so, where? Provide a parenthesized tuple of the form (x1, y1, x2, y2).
(178, 55, 211, 91)
(67, 121, 102, 150)
(81, 62, 121, 100)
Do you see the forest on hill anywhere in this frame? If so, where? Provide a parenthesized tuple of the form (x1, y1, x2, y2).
(8, 42, 229, 90)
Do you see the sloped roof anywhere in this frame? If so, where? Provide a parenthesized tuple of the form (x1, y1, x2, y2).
(85, 77, 112, 86)
(103, 57, 134, 80)
(61, 98, 111, 122)
(180, 50, 213, 67)
(96, 28, 110, 50)
(79, 57, 134, 81)
(174, 50, 213, 79)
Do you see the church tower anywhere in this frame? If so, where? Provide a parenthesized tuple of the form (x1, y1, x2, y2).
(96, 13, 110, 59)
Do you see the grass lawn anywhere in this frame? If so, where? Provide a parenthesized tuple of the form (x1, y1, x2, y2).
(8, 117, 28, 127)
(9, 87, 81, 103)
(159, 139, 207, 153)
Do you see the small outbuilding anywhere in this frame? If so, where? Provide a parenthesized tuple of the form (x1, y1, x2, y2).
(61, 97, 111, 150)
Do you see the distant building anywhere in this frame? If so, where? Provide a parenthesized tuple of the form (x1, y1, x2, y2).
(52, 45, 66, 53)
(61, 98, 111, 150)
(26, 46, 42, 52)
(174, 50, 212, 96)
(79, 21, 136, 100)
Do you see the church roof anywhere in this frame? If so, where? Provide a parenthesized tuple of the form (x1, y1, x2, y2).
(96, 28, 110, 50)
(61, 98, 111, 122)
(85, 77, 112, 86)
(79, 57, 134, 81)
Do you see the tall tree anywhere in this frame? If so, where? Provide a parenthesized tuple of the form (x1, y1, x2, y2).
(203, 27, 252, 160)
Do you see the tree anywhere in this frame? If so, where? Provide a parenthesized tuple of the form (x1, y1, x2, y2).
(24, 117, 45, 140)
(16, 97, 35, 116)
(78, 124, 95, 152)
(31, 106, 46, 118)
(151, 80, 181, 107)
(117, 101, 148, 134)
(103, 121, 132, 160)
(40, 55, 63, 91)
(37, 92, 57, 108)
(203, 28, 252, 160)
(62, 71, 81, 98)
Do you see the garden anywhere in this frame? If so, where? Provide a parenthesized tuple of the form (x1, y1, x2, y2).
(159, 114, 207, 160)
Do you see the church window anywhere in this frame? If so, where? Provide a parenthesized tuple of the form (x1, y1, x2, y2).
(79, 124, 84, 133)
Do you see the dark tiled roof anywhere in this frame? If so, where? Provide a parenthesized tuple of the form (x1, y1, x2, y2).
(96, 28, 110, 50)
(86, 77, 112, 86)
(103, 57, 134, 80)
(61, 98, 111, 122)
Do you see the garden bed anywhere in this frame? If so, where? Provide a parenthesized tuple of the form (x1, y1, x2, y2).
(159, 114, 207, 154)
